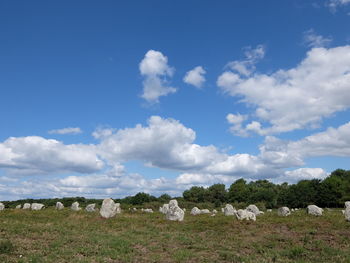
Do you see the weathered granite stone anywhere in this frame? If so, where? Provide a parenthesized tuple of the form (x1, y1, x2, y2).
(15, 205, 21, 209)
(31, 203, 44, 211)
(235, 209, 256, 221)
(345, 201, 350, 209)
(23, 203, 31, 209)
(56, 202, 64, 210)
(212, 209, 217, 214)
(190, 207, 201, 215)
(221, 208, 225, 213)
(165, 199, 184, 221)
(278, 207, 291, 216)
(267, 209, 272, 212)
(159, 204, 169, 214)
(200, 209, 211, 214)
(345, 208, 350, 222)
(143, 208, 153, 213)
(85, 204, 96, 212)
(71, 201, 81, 211)
(224, 204, 236, 216)
(246, 204, 263, 216)
(100, 198, 118, 218)
(0, 203, 4, 211)
(307, 205, 323, 216)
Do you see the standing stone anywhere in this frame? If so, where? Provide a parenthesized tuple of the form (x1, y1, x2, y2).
(200, 209, 211, 214)
(143, 208, 153, 213)
(56, 202, 64, 210)
(115, 203, 122, 214)
(166, 200, 184, 221)
(345, 208, 350, 222)
(100, 198, 118, 218)
(159, 204, 169, 214)
(345, 201, 350, 209)
(224, 204, 236, 216)
(246, 204, 263, 216)
(307, 205, 323, 216)
(31, 203, 44, 211)
(0, 203, 4, 211)
(212, 209, 218, 214)
(221, 208, 225, 213)
(190, 207, 201, 215)
(85, 204, 96, 212)
(15, 205, 22, 209)
(23, 203, 31, 209)
(235, 209, 256, 221)
(71, 201, 81, 211)
(278, 207, 291, 217)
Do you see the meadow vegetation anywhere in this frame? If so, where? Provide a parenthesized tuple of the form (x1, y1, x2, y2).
(0, 207, 349, 262)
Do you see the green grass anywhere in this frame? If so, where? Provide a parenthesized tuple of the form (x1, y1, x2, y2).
(0, 209, 349, 262)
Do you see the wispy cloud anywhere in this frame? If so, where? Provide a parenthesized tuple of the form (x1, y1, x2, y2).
(48, 127, 82, 135)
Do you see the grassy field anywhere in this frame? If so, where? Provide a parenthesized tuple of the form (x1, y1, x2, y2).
(0, 208, 349, 263)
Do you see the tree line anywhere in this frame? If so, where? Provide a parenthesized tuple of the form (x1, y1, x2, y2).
(2, 169, 349, 209)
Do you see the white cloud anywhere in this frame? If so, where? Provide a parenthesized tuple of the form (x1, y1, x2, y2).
(303, 29, 332, 48)
(271, 168, 328, 184)
(226, 113, 248, 136)
(48, 127, 82, 135)
(327, 0, 350, 12)
(183, 66, 206, 88)
(218, 45, 350, 136)
(0, 136, 104, 175)
(139, 50, 176, 103)
(226, 45, 265, 76)
(260, 122, 350, 169)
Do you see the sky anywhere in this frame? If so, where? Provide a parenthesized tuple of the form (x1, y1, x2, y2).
(0, 0, 350, 200)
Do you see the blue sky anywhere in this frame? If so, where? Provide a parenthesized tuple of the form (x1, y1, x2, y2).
(0, 0, 350, 200)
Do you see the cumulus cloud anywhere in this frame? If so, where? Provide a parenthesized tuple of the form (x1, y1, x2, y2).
(226, 113, 248, 136)
(139, 50, 176, 103)
(303, 29, 332, 48)
(260, 122, 350, 169)
(218, 45, 350, 136)
(183, 66, 206, 88)
(0, 136, 103, 175)
(48, 127, 82, 135)
(271, 168, 328, 184)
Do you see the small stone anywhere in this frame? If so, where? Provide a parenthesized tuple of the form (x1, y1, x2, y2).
(85, 204, 96, 212)
(15, 205, 21, 209)
(278, 207, 291, 216)
(159, 204, 169, 214)
(190, 207, 201, 215)
(224, 204, 236, 216)
(143, 208, 153, 213)
(71, 201, 81, 211)
(200, 209, 211, 214)
(0, 203, 4, 211)
(236, 209, 256, 221)
(307, 205, 323, 216)
(56, 202, 64, 210)
(23, 203, 31, 209)
(31, 203, 44, 211)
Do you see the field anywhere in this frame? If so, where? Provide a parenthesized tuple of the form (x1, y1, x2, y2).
(0, 208, 349, 263)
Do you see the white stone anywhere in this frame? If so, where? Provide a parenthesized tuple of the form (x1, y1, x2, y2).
(307, 205, 323, 216)
(235, 209, 256, 221)
(56, 202, 64, 210)
(183, 208, 186, 212)
(143, 208, 153, 213)
(190, 207, 201, 215)
(345, 208, 350, 222)
(291, 208, 295, 212)
(345, 201, 350, 209)
(31, 203, 44, 211)
(221, 208, 225, 213)
(100, 198, 118, 218)
(224, 204, 236, 216)
(246, 204, 263, 216)
(212, 209, 217, 214)
(278, 207, 291, 216)
(0, 203, 4, 211)
(23, 203, 31, 209)
(200, 209, 211, 214)
(85, 204, 96, 212)
(342, 210, 345, 215)
(15, 205, 21, 209)
(211, 214, 216, 217)
(132, 207, 137, 212)
(267, 209, 272, 212)
(159, 204, 169, 214)
(71, 201, 81, 211)
(165, 199, 184, 221)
